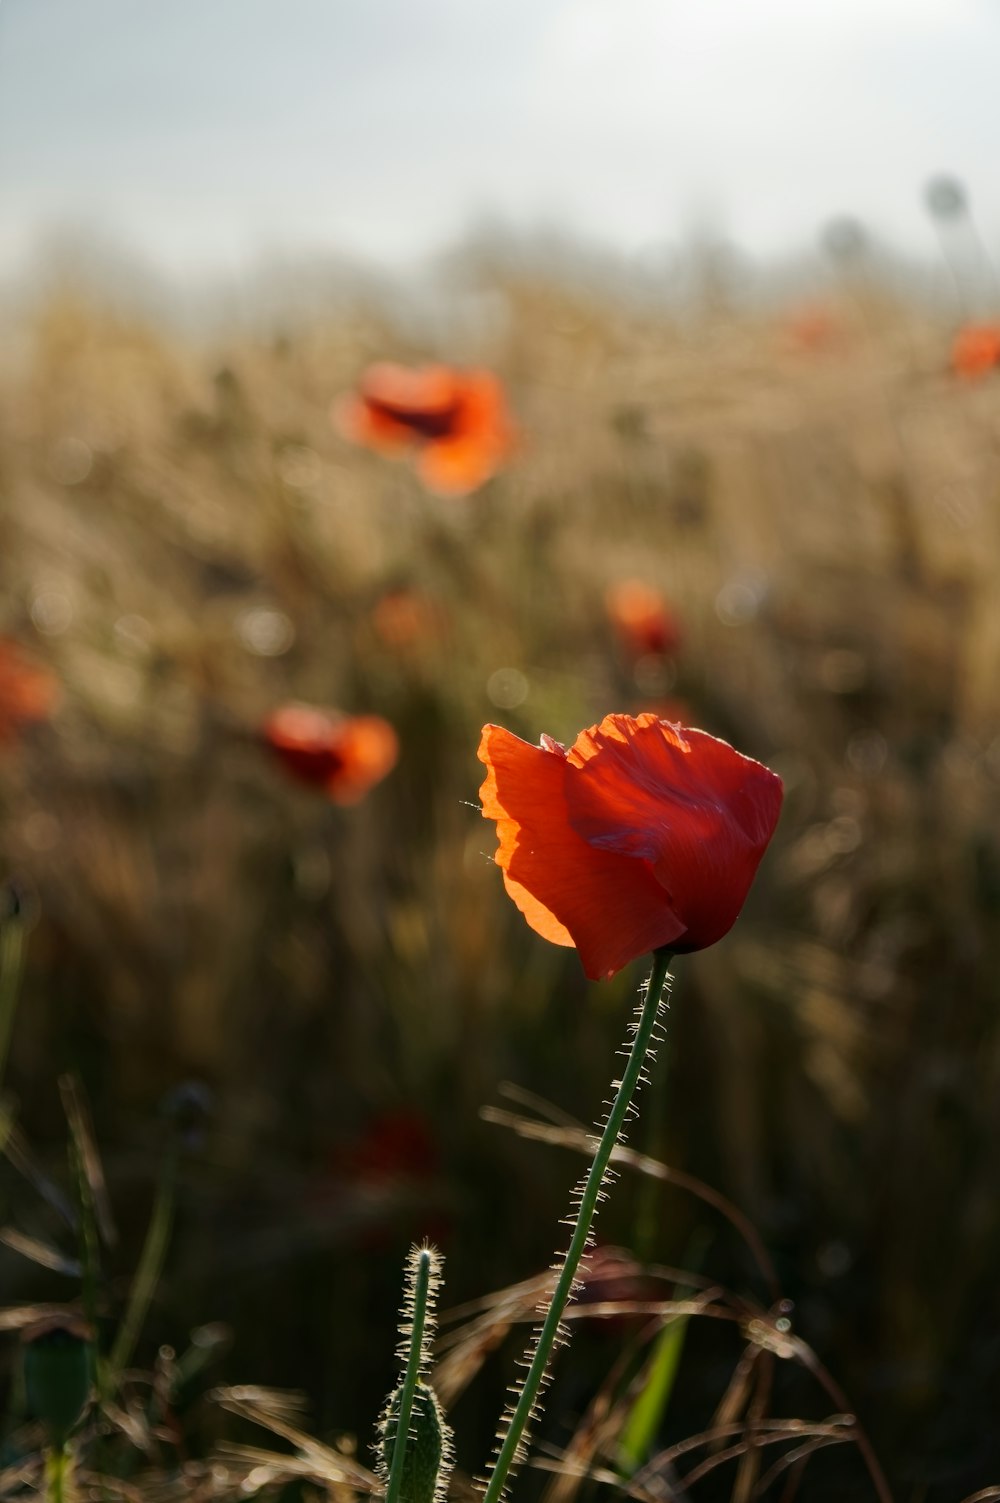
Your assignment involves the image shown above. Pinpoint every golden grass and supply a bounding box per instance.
[1,267,1000,1490]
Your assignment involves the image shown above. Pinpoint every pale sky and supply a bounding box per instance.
[1,0,998,278]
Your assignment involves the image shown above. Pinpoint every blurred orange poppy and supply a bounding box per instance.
[479,712,782,981]
[950,324,1000,379]
[335,362,514,496]
[0,639,60,743]
[783,305,843,353]
[372,587,448,653]
[605,580,681,659]
[263,704,398,804]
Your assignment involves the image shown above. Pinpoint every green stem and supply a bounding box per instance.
[385,1246,432,1503]
[66,1128,101,1373]
[482,948,674,1503]
[44,1445,68,1503]
[106,1143,177,1394]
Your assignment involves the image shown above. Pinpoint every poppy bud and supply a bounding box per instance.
[380,1380,452,1503]
[822,216,866,263]
[925,174,967,221]
[22,1316,95,1448]
[160,1079,215,1153]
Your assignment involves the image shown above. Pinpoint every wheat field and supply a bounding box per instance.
[1,257,999,1498]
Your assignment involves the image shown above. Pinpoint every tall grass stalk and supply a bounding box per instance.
[0,904,26,1095]
[481,947,674,1503]
[106,1142,178,1393]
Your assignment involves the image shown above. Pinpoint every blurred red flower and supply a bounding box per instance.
[478,712,782,981]
[372,587,448,654]
[321,1108,448,1249]
[783,305,843,353]
[263,704,398,804]
[344,1108,438,1183]
[334,362,514,496]
[950,324,1000,379]
[605,580,681,659]
[0,639,60,743]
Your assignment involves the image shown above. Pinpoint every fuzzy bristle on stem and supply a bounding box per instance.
[480,949,674,1503]
[382,1244,447,1503]
[396,1243,442,1378]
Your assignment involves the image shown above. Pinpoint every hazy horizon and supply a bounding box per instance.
[2,0,999,287]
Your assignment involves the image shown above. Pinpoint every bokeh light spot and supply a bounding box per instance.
[487,667,529,709]
[236,608,295,657]
[47,437,93,487]
[30,590,73,636]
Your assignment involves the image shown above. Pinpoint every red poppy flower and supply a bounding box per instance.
[316,1109,449,1249]
[605,580,681,659]
[478,713,782,981]
[372,587,448,654]
[0,639,60,743]
[950,323,1000,379]
[263,704,398,804]
[334,362,514,496]
[782,305,843,353]
[345,1109,438,1183]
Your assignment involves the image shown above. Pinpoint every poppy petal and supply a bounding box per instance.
[478,724,686,979]
[333,393,417,451]
[417,436,503,496]
[360,362,460,416]
[264,705,397,804]
[329,716,399,805]
[565,714,782,950]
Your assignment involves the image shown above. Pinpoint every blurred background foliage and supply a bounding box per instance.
[1,246,1000,1499]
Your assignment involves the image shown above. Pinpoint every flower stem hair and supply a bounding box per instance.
[380,1243,454,1503]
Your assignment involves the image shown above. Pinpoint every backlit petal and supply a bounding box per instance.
[566,714,782,950]
[418,436,504,496]
[478,724,685,979]
[329,716,399,805]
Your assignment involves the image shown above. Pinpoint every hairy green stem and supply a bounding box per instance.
[385,1246,432,1503]
[482,948,674,1503]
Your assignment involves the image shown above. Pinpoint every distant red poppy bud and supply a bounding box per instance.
[0,639,60,743]
[605,580,681,659]
[346,1109,438,1184]
[478,713,782,981]
[372,588,448,653]
[950,324,1000,379]
[334,362,514,496]
[263,704,398,804]
[782,305,843,354]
